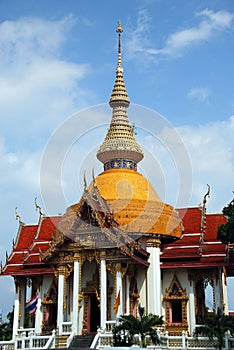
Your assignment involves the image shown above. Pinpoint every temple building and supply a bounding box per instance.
[1,23,234,344]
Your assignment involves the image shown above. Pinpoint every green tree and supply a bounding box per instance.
[217,198,234,246]
[112,304,163,347]
[0,308,13,341]
[194,308,234,350]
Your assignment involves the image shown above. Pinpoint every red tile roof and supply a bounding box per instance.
[1,207,234,277]
[161,207,234,274]
[1,216,61,276]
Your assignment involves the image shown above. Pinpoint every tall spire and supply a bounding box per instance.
[96,22,144,171]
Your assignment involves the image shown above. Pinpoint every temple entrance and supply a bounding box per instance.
[88,294,100,333]
[42,281,58,333]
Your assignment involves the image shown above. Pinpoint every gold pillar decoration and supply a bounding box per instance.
[106,261,127,299]
[18,277,25,320]
[55,265,73,311]
[73,253,84,312]
[32,276,43,291]
[146,235,161,248]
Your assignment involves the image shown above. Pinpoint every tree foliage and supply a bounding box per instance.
[217,198,234,245]
[0,308,13,341]
[112,304,164,347]
[194,308,234,350]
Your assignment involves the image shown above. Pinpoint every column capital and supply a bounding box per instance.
[100,250,106,260]
[74,253,80,262]
[55,265,73,280]
[116,262,122,272]
[147,235,161,248]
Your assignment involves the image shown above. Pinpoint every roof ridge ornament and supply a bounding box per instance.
[84,171,88,191]
[198,184,210,254]
[34,197,44,217]
[15,206,24,225]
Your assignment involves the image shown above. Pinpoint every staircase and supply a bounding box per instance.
[69,333,95,349]
[55,334,68,348]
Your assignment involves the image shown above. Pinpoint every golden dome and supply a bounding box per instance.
[92,168,182,239]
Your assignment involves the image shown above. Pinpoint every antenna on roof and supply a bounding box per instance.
[35,197,43,216]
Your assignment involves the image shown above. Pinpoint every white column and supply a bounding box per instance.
[188,279,196,334]
[100,256,107,328]
[214,271,222,312]
[147,245,161,316]
[222,270,229,314]
[57,269,64,334]
[116,264,123,318]
[13,279,20,339]
[72,259,80,334]
[126,275,130,315]
[19,283,26,328]
[35,291,42,334]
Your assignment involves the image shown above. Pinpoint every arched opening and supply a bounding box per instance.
[88,294,100,333]
[205,281,214,312]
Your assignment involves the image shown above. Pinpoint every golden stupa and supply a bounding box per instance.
[94,22,182,239]
[57,23,182,241]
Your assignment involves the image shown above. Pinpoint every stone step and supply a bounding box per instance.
[69,334,95,348]
[55,335,68,348]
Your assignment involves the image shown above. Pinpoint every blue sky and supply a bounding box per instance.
[0,0,234,319]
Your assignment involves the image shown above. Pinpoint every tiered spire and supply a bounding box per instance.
[96,22,144,171]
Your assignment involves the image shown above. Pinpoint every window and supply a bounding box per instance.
[171,300,182,323]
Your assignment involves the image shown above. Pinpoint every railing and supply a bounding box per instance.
[0,340,14,350]
[66,331,75,348]
[62,321,72,334]
[15,328,35,338]
[93,324,234,350]
[0,330,56,350]
[1,322,234,350]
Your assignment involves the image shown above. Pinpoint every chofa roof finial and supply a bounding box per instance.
[35,197,43,216]
[15,207,23,224]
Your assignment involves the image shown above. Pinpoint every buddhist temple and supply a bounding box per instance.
[1,23,234,348]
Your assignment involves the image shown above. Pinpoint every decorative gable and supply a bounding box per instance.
[163,275,189,335]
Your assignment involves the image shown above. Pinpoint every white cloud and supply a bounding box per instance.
[126,8,234,61]
[0,16,94,150]
[187,87,210,103]
[161,9,234,56]
[177,116,234,211]
[0,15,74,66]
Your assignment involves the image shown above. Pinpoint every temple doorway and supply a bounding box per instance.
[88,294,100,333]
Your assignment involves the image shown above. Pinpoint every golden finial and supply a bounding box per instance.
[116,21,123,67]
[116,21,123,34]
[96,21,144,168]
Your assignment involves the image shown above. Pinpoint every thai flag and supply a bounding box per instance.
[26,293,38,316]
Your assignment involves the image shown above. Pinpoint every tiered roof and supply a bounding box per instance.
[1,216,61,276]
[161,207,234,274]
[1,205,234,277]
